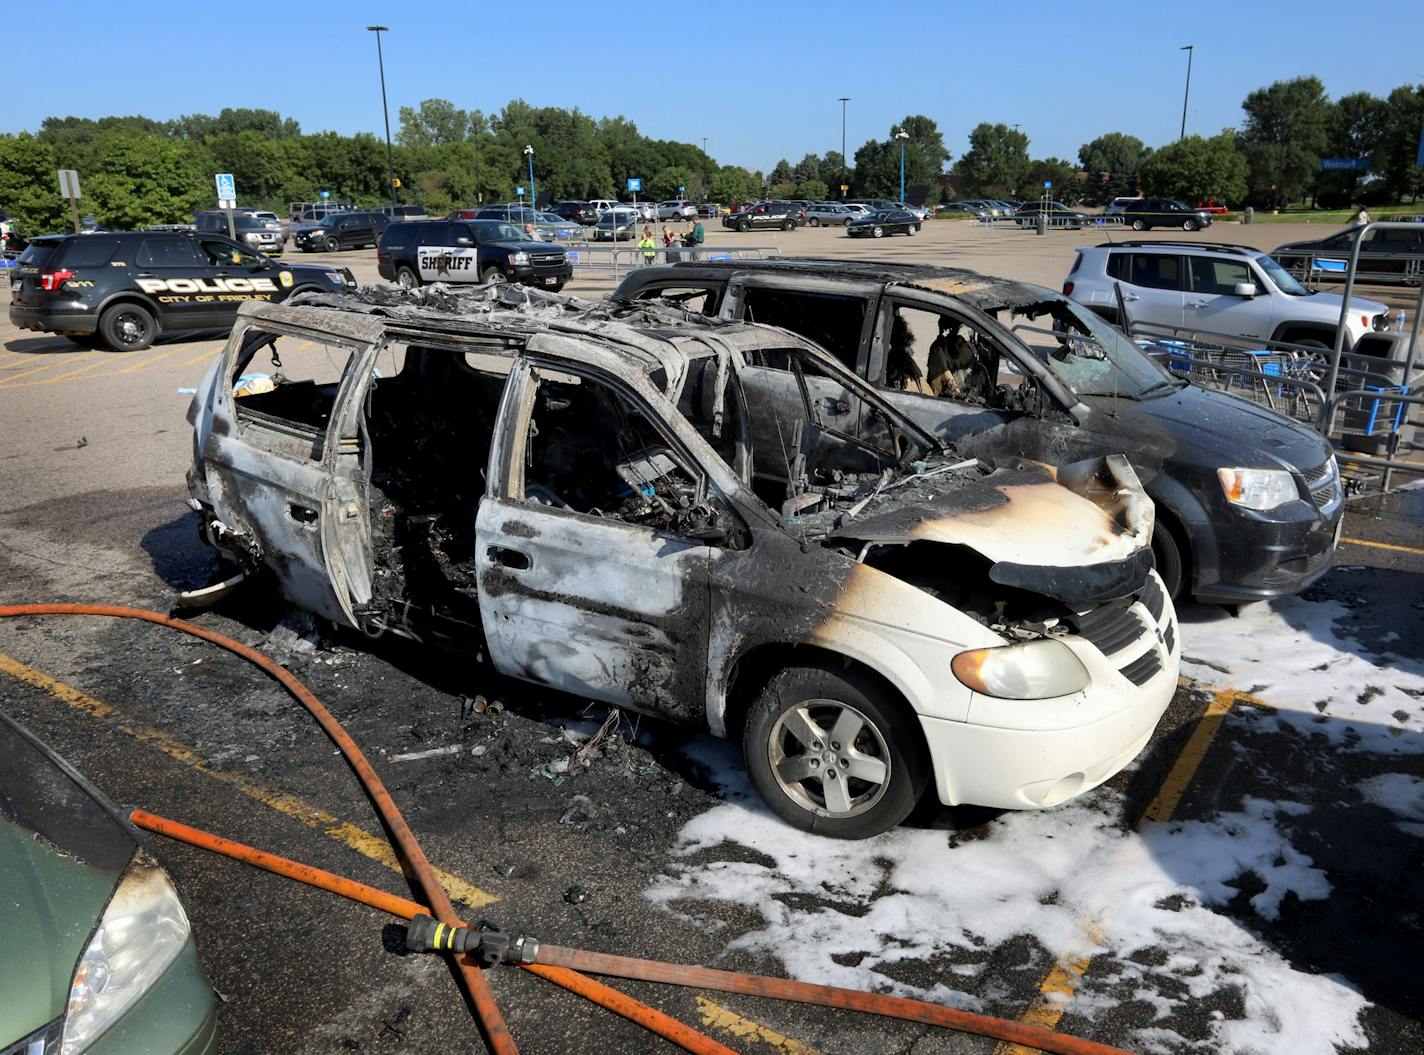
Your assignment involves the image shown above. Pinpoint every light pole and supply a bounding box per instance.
[523,145,535,215]
[838,97,850,197]
[367,26,397,209]
[1179,45,1194,141]
[895,129,909,205]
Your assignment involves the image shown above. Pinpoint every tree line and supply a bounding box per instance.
[1,77,1420,236]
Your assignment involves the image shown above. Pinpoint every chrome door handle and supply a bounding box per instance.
[1188,300,1208,308]
[487,545,531,570]
[1122,292,1140,301]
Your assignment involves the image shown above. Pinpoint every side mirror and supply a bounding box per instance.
[1233,282,1258,298]
[456,237,474,246]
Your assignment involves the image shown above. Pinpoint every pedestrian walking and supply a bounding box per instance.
[638,226,657,266]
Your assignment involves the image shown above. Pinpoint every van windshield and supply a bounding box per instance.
[1006,298,1180,399]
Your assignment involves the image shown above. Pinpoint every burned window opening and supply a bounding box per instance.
[364,345,509,632]
[1002,299,1178,400]
[230,328,356,443]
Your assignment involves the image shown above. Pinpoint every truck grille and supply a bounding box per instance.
[531,253,565,267]
[3,1018,61,1055]
[1301,459,1341,511]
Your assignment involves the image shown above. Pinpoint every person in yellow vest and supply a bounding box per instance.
[638,226,657,266]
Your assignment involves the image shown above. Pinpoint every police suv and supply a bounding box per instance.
[377,219,572,291]
[9,230,355,351]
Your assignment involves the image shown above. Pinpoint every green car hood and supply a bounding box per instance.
[0,718,134,1046]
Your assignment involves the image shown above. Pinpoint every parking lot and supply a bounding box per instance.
[3,219,1422,1055]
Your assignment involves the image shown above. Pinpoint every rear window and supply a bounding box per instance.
[56,237,122,268]
[17,241,59,268]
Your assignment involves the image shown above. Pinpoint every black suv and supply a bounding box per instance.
[723,200,802,232]
[295,211,390,252]
[9,231,355,351]
[1273,221,1424,286]
[1121,198,1212,232]
[550,201,596,224]
[377,219,572,290]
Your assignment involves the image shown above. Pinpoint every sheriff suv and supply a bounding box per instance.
[377,219,571,290]
[1065,240,1390,350]
[8,230,355,351]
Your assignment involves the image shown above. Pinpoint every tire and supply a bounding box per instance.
[907,224,919,236]
[743,663,928,838]
[1151,518,1185,601]
[1131,219,1147,231]
[481,266,507,284]
[738,219,751,233]
[843,218,852,227]
[323,237,340,253]
[1183,219,1199,232]
[809,217,820,227]
[98,303,155,352]
[395,266,420,290]
[781,219,795,231]
[872,226,884,238]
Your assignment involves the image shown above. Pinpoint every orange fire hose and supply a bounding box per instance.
[4,602,1133,1055]
[130,810,736,1055]
[0,603,515,1055]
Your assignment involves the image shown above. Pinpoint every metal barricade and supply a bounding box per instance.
[1324,391,1424,489]
[564,244,782,283]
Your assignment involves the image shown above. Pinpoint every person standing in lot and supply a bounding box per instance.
[523,221,543,240]
[1351,207,1371,227]
[638,226,657,266]
[662,224,680,263]
[683,218,705,258]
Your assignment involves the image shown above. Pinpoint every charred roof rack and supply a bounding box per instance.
[1093,241,1259,256]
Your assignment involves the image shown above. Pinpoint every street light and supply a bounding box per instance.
[1179,45,1194,141]
[523,145,535,215]
[838,97,850,198]
[366,26,397,210]
[894,129,909,206]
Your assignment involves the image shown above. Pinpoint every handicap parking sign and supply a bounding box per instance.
[627,178,642,193]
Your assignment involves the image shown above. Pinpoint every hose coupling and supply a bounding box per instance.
[405,915,539,967]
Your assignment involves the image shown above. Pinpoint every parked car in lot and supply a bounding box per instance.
[382,204,431,221]
[1272,222,1424,287]
[657,200,698,220]
[1065,240,1391,350]
[185,290,1177,837]
[592,208,640,241]
[723,200,802,232]
[0,711,217,1055]
[803,202,855,227]
[697,203,722,217]
[1014,201,1088,229]
[194,211,284,255]
[1120,198,1213,232]
[9,230,354,351]
[847,209,920,238]
[531,211,583,241]
[613,258,1347,603]
[1105,196,1143,216]
[377,218,571,289]
[236,209,287,241]
[294,210,389,252]
[551,200,598,224]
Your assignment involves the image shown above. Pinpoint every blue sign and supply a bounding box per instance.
[678,185,685,194]
[1319,158,1371,172]
[215,172,236,201]
[320,190,330,200]
[516,186,525,195]
[627,177,642,193]
[1043,180,1052,189]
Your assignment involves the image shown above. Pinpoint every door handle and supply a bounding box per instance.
[487,545,531,570]
[288,504,318,524]
[1122,292,1140,301]
[1188,300,1209,308]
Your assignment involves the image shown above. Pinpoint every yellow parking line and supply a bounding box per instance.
[183,348,222,366]
[0,352,96,387]
[1340,535,1424,558]
[112,343,198,375]
[995,683,1252,1054]
[0,651,498,910]
[6,356,116,388]
[696,996,823,1055]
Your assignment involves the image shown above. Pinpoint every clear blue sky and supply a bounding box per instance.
[9,0,1423,171]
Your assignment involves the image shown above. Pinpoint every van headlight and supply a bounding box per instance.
[61,854,191,1055]
[1217,467,1298,511]
[951,639,1089,700]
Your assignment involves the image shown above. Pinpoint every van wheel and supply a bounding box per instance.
[99,304,155,352]
[396,266,420,289]
[743,663,928,839]
[1131,219,1147,231]
[1151,519,1185,600]
[482,266,507,284]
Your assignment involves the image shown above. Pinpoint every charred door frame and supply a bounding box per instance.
[719,272,882,378]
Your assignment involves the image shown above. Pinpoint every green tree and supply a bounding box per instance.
[853,116,951,200]
[1078,132,1150,204]
[797,179,829,200]
[86,133,209,227]
[0,134,65,234]
[1022,158,1083,203]
[1139,131,1248,205]
[1241,76,1330,207]
[708,165,759,205]
[955,122,1029,198]
[1377,82,1424,201]
[768,159,794,187]
[397,98,470,148]
[821,150,850,194]
[768,182,798,199]
[792,154,821,185]
[651,165,698,200]
[1316,91,1389,204]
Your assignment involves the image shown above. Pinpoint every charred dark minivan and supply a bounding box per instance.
[612,259,1344,603]
[185,290,1178,838]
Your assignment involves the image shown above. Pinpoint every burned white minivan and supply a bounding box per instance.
[185,288,1180,837]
